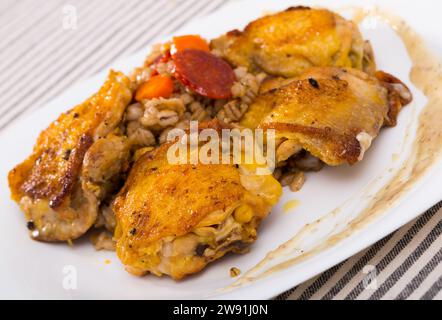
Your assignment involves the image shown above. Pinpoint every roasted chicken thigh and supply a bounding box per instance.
[113,122,282,279]
[241,67,412,166]
[8,71,132,241]
[211,7,375,77]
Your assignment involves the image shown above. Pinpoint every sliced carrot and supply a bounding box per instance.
[135,75,174,101]
[171,35,210,55]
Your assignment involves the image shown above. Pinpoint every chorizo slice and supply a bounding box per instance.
[172,49,236,99]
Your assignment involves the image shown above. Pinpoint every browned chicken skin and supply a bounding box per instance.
[113,121,282,279]
[211,7,375,77]
[8,71,132,241]
[241,67,412,166]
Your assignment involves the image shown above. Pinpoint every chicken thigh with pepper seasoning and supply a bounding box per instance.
[211,6,376,78]
[8,71,132,241]
[112,121,282,279]
[241,67,412,166]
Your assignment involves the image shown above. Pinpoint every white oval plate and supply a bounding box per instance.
[1,0,442,299]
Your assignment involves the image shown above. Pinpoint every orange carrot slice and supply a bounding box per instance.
[135,75,174,101]
[171,35,210,55]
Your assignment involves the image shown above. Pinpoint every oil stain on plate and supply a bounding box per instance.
[283,199,300,214]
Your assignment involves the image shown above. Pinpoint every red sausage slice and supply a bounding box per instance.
[172,49,236,99]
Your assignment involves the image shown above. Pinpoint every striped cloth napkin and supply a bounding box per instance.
[1,0,440,300]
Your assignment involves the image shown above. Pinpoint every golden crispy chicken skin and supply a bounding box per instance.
[241,67,412,166]
[211,7,375,77]
[8,71,132,241]
[113,123,282,279]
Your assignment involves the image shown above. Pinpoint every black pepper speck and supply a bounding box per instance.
[308,78,320,89]
[26,220,35,230]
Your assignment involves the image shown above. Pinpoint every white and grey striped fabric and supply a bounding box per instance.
[276,202,442,300]
[1,0,441,300]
